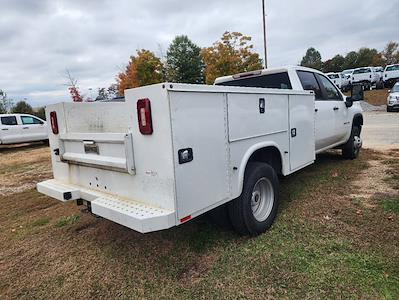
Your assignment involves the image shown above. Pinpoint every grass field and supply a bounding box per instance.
[0,145,398,299]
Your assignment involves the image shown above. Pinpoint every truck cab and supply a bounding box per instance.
[0,114,48,145]
[214,66,363,154]
[384,64,399,88]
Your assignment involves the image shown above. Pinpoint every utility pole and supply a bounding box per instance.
[262,0,268,69]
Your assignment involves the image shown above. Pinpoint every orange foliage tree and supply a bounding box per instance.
[117,49,164,95]
[201,32,263,84]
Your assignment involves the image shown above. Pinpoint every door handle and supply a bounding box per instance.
[333,107,339,111]
[1,128,9,131]
[23,127,29,129]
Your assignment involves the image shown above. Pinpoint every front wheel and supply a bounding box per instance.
[228,162,279,236]
[342,125,362,159]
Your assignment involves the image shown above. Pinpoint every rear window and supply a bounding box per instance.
[386,65,399,72]
[1,116,18,126]
[216,72,292,89]
[353,68,371,74]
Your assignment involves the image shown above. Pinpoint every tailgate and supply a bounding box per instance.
[57,102,136,174]
[59,132,135,174]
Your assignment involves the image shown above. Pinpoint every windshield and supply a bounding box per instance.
[386,65,399,72]
[392,85,399,93]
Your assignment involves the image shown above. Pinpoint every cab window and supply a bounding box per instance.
[216,72,292,89]
[316,74,342,100]
[1,116,18,126]
[297,71,323,100]
[21,116,43,125]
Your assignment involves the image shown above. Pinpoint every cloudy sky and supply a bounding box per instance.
[1,0,398,107]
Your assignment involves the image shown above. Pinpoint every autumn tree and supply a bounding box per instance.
[357,47,383,67]
[65,70,83,102]
[117,49,164,95]
[166,35,204,84]
[201,31,263,84]
[382,41,399,65]
[12,100,34,114]
[300,47,323,70]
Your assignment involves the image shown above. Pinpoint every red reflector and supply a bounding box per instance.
[137,98,153,135]
[180,215,192,223]
[50,111,59,135]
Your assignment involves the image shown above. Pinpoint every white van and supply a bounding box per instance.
[0,114,48,145]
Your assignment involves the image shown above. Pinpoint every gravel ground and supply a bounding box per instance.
[359,101,386,112]
[362,111,399,149]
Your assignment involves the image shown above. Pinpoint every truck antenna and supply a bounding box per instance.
[262,0,268,69]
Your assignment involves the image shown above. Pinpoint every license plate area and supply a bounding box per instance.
[84,141,99,154]
[59,132,135,174]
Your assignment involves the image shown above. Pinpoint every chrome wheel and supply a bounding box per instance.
[251,177,274,222]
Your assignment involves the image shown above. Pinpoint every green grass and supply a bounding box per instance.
[380,196,399,214]
[31,218,50,227]
[55,215,80,227]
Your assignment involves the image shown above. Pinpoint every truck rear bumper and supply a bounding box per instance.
[37,179,176,233]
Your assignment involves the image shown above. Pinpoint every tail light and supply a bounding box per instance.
[137,98,153,135]
[50,111,59,135]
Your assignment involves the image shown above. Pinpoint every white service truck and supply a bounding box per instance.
[37,66,364,236]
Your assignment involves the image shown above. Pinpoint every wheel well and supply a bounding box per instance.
[353,114,363,133]
[247,147,282,175]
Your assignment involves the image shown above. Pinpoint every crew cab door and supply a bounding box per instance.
[20,115,47,142]
[297,71,337,151]
[315,74,349,144]
[0,116,22,144]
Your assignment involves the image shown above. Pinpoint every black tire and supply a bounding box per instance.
[342,125,361,159]
[228,162,279,236]
[387,107,392,113]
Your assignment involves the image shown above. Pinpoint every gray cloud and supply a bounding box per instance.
[0,0,398,107]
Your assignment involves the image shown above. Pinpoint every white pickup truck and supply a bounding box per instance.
[326,72,350,91]
[351,67,380,90]
[383,64,399,87]
[37,66,364,236]
[0,114,48,145]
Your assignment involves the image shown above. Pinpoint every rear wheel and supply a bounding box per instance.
[387,106,393,112]
[342,125,362,159]
[228,162,279,236]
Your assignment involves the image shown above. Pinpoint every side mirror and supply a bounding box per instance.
[350,84,364,101]
[345,97,353,108]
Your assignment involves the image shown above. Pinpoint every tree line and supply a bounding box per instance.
[115,31,263,97]
[0,90,46,119]
[300,41,399,73]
